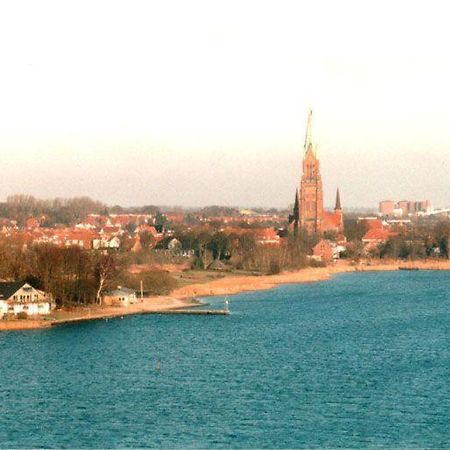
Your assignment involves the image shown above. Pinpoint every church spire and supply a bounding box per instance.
[304,109,314,156]
[293,189,299,219]
[293,189,299,237]
[335,188,342,211]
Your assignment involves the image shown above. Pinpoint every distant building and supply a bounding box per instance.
[312,239,344,263]
[293,110,344,236]
[92,236,121,250]
[0,282,52,318]
[379,199,431,217]
[313,240,334,263]
[379,200,395,216]
[254,228,281,246]
[361,228,398,254]
[357,217,384,230]
[103,287,137,307]
[397,200,408,216]
[416,200,431,213]
[323,189,344,234]
[165,213,185,224]
[25,217,44,230]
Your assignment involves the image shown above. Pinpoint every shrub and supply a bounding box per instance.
[268,260,281,275]
[16,311,28,320]
[142,271,178,295]
[118,271,179,296]
[191,257,204,270]
[309,259,326,268]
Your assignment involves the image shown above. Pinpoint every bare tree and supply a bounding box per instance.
[94,253,117,305]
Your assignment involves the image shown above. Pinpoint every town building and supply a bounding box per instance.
[379,200,396,216]
[92,236,121,250]
[292,110,344,235]
[0,282,52,318]
[312,239,345,263]
[361,227,398,254]
[254,228,281,246]
[103,287,138,307]
[379,199,431,217]
[312,239,334,263]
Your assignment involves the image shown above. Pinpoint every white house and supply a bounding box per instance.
[103,287,137,307]
[0,282,52,318]
[92,236,121,250]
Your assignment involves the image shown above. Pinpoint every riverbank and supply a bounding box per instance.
[1,259,450,331]
[171,259,450,299]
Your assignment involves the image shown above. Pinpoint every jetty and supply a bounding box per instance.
[50,308,229,327]
[144,309,229,315]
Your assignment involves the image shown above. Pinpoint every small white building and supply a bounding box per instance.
[103,287,137,307]
[92,236,121,250]
[0,282,52,318]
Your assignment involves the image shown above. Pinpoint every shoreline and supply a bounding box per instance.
[2,259,450,331]
[0,296,203,332]
[170,259,450,299]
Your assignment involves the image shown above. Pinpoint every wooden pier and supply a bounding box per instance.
[147,309,229,315]
[50,308,229,327]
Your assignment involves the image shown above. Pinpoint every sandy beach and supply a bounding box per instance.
[171,259,450,298]
[1,259,450,331]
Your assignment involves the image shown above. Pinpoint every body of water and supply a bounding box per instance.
[1,271,449,448]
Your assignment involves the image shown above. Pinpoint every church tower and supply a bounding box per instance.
[299,110,324,234]
[334,187,344,233]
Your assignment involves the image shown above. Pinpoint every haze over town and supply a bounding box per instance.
[1,0,449,208]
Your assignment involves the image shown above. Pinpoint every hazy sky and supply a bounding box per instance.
[1,0,449,208]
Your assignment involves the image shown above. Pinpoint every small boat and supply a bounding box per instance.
[399,266,419,271]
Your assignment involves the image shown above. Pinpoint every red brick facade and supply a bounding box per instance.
[313,239,334,263]
[298,111,343,235]
[299,142,324,233]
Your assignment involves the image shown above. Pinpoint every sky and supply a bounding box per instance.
[0,0,449,209]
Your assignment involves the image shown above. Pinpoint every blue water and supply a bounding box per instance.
[1,271,450,448]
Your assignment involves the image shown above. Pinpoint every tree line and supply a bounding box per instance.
[151,227,314,273]
[342,218,450,260]
[0,235,124,305]
[0,195,107,226]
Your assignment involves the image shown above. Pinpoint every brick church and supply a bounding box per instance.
[291,111,344,236]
